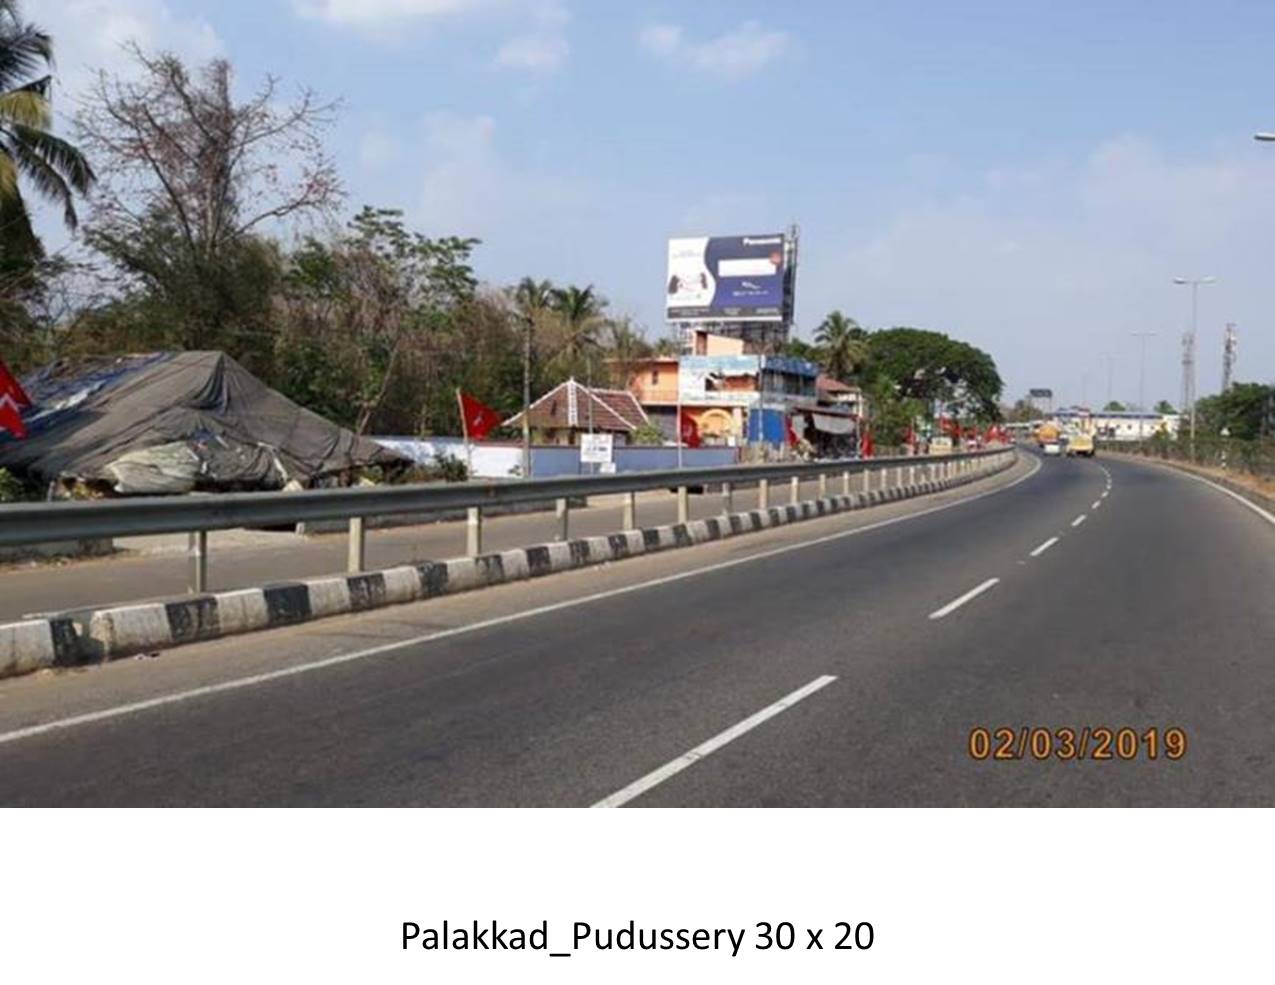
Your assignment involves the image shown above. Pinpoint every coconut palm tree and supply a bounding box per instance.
[814,310,869,381]
[0,0,94,242]
[549,283,607,367]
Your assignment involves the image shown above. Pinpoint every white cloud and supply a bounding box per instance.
[494,34,569,72]
[638,24,682,57]
[639,20,791,81]
[42,0,223,107]
[292,0,487,26]
[805,136,1275,405]
[413,111,590,243]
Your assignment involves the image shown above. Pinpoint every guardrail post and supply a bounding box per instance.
[623,491,637,530]
[908,465,916,486]
[895,466,903,487]
[880,468,888,491]
[790,475,800,505]
[818,473,828,498]
[347,516,365,573]
[556,497,569,541]
[187,530,208,594]
[466,506,482,557]
[842,469,851,496]
[758,478,769,509]
[721,481,733,514]
[862,469,871,492]
[677,485,690,524]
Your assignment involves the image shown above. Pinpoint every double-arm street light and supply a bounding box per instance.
[1256,132,1275,142]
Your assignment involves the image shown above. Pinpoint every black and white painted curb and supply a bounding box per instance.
[0,453,1016,679]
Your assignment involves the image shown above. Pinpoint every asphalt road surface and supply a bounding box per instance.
[2,449,1273,806]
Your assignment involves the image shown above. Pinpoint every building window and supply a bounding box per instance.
[651,369,660,385]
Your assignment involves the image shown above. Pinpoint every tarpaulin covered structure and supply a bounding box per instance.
[0,351,406,495]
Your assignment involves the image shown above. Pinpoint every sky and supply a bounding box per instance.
[30,0,1275,409]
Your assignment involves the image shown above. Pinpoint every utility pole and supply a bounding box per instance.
[1131,332,1156,441]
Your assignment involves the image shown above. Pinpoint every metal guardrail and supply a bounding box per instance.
[0,447,1012,592]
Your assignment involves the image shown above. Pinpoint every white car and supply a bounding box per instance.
[1043,441,1062,456]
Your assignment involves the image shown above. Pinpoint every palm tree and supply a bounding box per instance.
[0,0,94,242]
[814,310,869,381]
[549,283,607,367]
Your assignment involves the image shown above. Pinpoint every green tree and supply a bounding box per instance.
[1154,399,1176,414]
[277,207,479,434]
[864,327,1004,420]
[780,337,820,362]
[1194,383,1274,440]
[813,310,869,381]
[1103,400,1126,412]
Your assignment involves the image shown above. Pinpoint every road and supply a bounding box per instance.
[2,449,1273,806]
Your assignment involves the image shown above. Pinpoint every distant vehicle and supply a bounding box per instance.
[1066,432,1095,457]
[929,436,954,455]
[1034,422,1060,448]
[1043,441,1062,456]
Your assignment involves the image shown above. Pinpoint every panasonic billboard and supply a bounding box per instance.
[665,234,791,323]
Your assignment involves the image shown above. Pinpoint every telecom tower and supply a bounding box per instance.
[1221,323,1237,392]
[1180,330,1196,421]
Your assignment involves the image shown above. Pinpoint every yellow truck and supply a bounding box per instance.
[1065,432,1095,457]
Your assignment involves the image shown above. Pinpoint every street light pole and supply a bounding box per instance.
[1131,332,1156,442]
[1172,275,1216,450]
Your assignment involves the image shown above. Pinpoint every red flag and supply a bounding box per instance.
[679,408,701,448]
[458,392,503,441]
[0,395,26,440]
[0,359,29,439]
[785,415,801,447]
[860,425,875,458]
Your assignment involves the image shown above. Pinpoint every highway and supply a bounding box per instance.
[1,449,1273,806]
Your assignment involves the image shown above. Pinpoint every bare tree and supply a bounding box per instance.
[72,47,342,348]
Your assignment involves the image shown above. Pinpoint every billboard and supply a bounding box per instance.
[666,234,791,323]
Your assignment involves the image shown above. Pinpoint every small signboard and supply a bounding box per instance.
[580,433,614,464]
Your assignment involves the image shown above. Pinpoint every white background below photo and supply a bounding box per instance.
[3,810,1266,983]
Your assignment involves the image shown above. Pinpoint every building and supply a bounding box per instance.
[502,378,650,446]
[816,375,865,417]
[622,330,820,448]
[1054,407,1181,441]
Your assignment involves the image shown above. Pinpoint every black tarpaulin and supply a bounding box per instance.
[0,351,405,494]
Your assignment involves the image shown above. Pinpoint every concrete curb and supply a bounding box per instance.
[0,453,1016,677]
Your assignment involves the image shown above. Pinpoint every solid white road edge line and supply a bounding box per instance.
[0,456,1041,748]
[1092,500,1101,509]
[1029,537,1059,558]
[1071,515,1087,527]
[1175,470,1275,527]
[591,675,838,808]
[928,578,1001,620]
